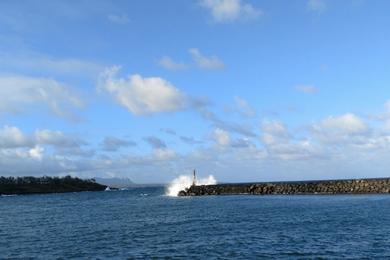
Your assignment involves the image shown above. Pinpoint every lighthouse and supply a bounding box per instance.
[192,170,197,186]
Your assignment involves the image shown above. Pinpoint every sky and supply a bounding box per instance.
[0,0,390,183]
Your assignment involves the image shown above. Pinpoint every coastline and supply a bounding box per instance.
[0,176,107,196]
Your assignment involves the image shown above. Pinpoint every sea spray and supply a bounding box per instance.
[166,175,217,196]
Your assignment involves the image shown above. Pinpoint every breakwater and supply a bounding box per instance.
[178,178,390,196]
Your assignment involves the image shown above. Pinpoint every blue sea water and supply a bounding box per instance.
[1,187,390,259]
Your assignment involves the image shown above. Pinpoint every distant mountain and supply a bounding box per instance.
[94,177,136,189]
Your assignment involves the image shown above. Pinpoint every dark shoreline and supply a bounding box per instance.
[0,176,107,196]
[178,177,390,196]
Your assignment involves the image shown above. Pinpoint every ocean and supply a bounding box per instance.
[1,187,390,259]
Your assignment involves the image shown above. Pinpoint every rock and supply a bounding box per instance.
[177,177,390,196]
[178,190,187,196]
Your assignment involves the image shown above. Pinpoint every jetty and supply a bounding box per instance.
[178,177,390,196]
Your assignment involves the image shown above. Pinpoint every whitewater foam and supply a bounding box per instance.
[165,174,217,197]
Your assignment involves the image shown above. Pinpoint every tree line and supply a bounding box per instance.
[0,175,107,195]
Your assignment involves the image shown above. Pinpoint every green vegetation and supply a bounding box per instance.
[0,176,107,195]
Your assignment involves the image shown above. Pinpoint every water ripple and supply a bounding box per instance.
[1,188,390,258]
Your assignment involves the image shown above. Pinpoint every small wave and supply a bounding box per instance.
[165,175,216,197]
[1,194,18,197]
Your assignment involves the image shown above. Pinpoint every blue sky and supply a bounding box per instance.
[0,0,390,183]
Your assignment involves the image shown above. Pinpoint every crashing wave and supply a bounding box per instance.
[165,174,216,197]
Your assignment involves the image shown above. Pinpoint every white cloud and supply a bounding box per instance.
[310,114,369,147]
[153,148,177,161]
[307,0,326,13]
[261,120,323,161]
[233,96,256,117]
[295,85,319,94]
[0,126,31,148]
[158,56,188,71]
[200,0,262,22]
[99,66,187,115]
[29,146,44,161]
[0,126,86,150]
[0,52,103,78]
[107,14,130,24]
[189,48,225,70]
[261,120,289,145]
[35,130,86,148]
[0,75,83,120]
[213,128,231,146]
[3,100,390,183]
[315,113,368,135]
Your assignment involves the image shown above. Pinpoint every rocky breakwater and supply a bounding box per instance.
[178,178,390,196]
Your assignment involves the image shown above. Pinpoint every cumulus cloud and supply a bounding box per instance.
[0,126,98,176]
[0,75,83,120]
[3,100,390,183]
[0,126,86,150]
[259,113,390,163]
[99,66,188,115]
[261,120,289,146]
[199,0,262,22]
[233,96,256,117]
[189,48,225,70]
[102,137,136,151]
[307,0,326,13]
[0,128,181,180]
[213,128,231,146]
[259,114,388,163]
[29,146,44,161]
[310,113,370,147]
[0,126,31,148]
[261,120,321,161]
[153,148,177,161]
[158,56,188,71]
[314,113,368,135]
[144,136,167,149]
[35,130,87,148]
[295,85,319,94]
